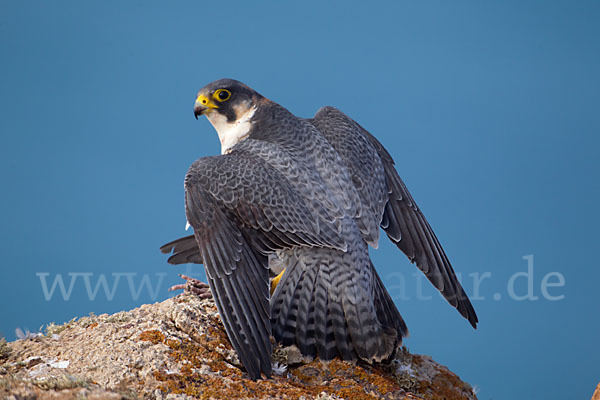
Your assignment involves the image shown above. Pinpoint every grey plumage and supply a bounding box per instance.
[270,227,401,363]
[161,78,477,379]
[308,106,478,327]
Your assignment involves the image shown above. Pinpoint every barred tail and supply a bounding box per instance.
[271,249,405,362]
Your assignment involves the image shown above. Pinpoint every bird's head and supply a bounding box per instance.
[194,79,262,121]
[193,79,264,154]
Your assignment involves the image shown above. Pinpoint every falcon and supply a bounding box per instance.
[161,79,477,380]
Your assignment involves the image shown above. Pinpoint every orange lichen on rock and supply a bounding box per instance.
[293,359,401,400]
[154,335,406,400]
[138,329,166,345]
[2,293,475,400]
[143,297,474,399]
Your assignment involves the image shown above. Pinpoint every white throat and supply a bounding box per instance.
[206,106,256,154]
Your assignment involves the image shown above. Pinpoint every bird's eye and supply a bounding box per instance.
[213,89,231,102]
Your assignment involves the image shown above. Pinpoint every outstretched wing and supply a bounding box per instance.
[183,149,349,379]
[308,108,386,247]
[310,106,478,328]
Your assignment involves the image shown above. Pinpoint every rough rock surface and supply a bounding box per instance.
[1,293,477,400]
[592,383,600,400]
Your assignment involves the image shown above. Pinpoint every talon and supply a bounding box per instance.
[179,274,210,288]
[169,284,187,292]
[170,274,212,299]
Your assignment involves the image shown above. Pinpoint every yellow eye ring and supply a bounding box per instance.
[213,89,231,102]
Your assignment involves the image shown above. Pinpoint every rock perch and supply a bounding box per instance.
[1,293,476,399]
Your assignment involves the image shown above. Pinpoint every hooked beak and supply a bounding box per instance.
[194,94,218,119]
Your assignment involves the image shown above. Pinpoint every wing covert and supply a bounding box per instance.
[309,107,386,247]
[185,152,347,253]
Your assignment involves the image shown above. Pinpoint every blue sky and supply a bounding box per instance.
[1,1,598,399]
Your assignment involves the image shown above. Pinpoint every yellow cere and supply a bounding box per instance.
[195,94,219,109]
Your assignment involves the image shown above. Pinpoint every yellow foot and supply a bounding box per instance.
[270,269,285,295]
